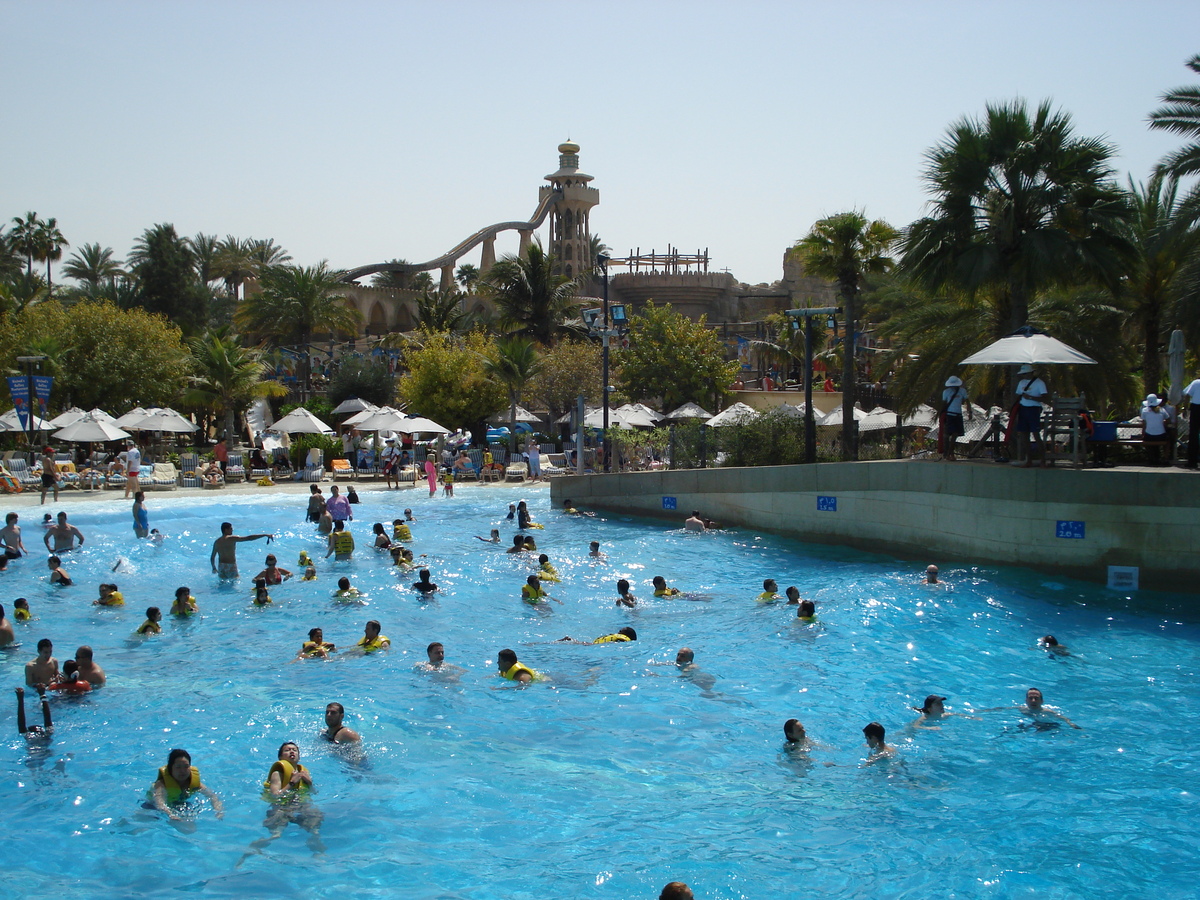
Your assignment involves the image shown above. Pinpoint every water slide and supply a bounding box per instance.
[340,187,561,284]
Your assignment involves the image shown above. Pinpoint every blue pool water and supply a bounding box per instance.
[2,485,1198,898]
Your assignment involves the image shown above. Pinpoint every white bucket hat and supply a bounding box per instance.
[945,376,963,388]
[1017,364,1035,375]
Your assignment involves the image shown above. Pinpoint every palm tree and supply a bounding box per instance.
[189,233,220,285]
[903,99,1132,334]
[10,211,42,277]
[62,243,124,287]
[416,288,474,332]
[484,336,542,442]
[35,218,68,290]
[0,228,23,282]
[212,236,256,303]
[791,211,898,459]
[184,327,287,443]
[1149,54,1200,183]
[0,272,50,315]
[1118,173,1200,395]
[236,262,363,397]
[483,241,581,345]
[455,263,479,292]
[248,238,292,270]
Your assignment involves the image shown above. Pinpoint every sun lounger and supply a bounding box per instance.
[226,452,247,483]
[178,454,201,488]
[505,460,528,482]
[541,453,567,477]
[302,448,324,482]
[149,462,179,490]
[331,458,355,480]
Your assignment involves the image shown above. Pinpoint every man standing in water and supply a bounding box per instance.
[43,512,85,553]
[1,512,26,559]
[210,522,274,579]
[321,702,361,743]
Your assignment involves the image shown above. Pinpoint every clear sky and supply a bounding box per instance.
[3,1,1199,287]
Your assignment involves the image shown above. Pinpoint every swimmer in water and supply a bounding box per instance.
[47,555,72,586]
[537,554,560,582]
[1039,635,1070,656]
[355,620,390,653]
[13,598,32,621]
[507,535,529,554]
[652,575,681,598]
[1020,688,1080,728]
[556,627,637,644]
[795,599,817,623]
[16,686,53,739]
[757,578,780,602]
[419,641,466,676]
[862,721,896,763]
[562,499,579,514]
[521,574,560,605]
[322,702,361,743]
[497,648,540,683]
[393,518,413,542]
[476,528,501,543]
[0,603,13,647]
[136,607,163,635]
[252,554,293,585]
[150,748,224,820]
[372,523,392,550]
[785,586,801,605]
[302,565,318,581]
[253,578,272,606]
[616,578,637,608]
[95,583,124,606]
[170,586,197,616]
[298,627,335,659]
[924,565,939,584]
[334,576,360,599]
[412,568,439,595]
[588,541,605,559]
[910,695,979,729]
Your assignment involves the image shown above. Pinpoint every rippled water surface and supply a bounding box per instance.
[2,485,1198,899]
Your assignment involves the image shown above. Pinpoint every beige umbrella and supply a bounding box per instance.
[52,414,132,443]
[705,403,758,427]
[270,408,334,434]
[0,408,53,432]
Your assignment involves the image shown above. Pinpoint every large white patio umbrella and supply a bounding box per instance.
[52,413,132,443]
[664,401,713,420]
[115,407,150,427]
[48,407,88,428]
[959,326,1097,366]
[332,397,376,415]
[269,408,335,434]
[511,404,541,423]
[705,402,758,427]
[126,408,198,433]
[818,405,868,426]
[581,408,634,430]
[351,407,409,432]
[610,404,659,428]
[342,404,383,427]
[774,402,808,418]
[397,415,451,435]
[0,408,53,432]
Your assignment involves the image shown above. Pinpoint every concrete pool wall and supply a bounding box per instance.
[550,461,1200,593]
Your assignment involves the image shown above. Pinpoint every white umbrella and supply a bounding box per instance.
[351,407,408,432]
[48,407,88,428]
[343,404,384,426]
[859,407,900,432]
[52,414,131,443]
[115,407,150,426]
[611,404,659,428]
[616,402,661,423]
[397,415,451,435]
[818,405,868,426]
[664,401,713,420]
[269,408,335,434]
[1168,329,1186,406]
[332,397,376,415]
[0,408,53,432]
[88,408,118,423]
[512,404,541,423]
[582,408,634,430]
[126,408,198,433]
[773,402,808,418]
[902,404,939,428]
[705,402,759,427]
[959,326,1097,366]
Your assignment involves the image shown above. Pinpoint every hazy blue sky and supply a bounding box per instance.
[4,1,1199,286]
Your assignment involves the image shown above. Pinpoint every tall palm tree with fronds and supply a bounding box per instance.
[10,211,42,277]
[236,262,362,397]
[455,263,479,292]
[1118,173,1200,394]
[184,327,287,442]
[189,233,220,285]
[791,211,898,459]
[903,99,1133,334]
[416,288,474,333]
[35,218,68,290]
[62,243,124,287]
[484,336,543,441]
[212,236,256,304]
[1149,54,1200,183]
[483,241,581,345]
[0,229,23,282]
[248,238,291,270]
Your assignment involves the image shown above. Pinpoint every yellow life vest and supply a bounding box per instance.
[297,553,313,567]
[137,619,161,635]
[564,507,578,514]
[393,523,412,542]
[301,573,317,581]
[521,584,547,604]
[264,760,310,794]
[14,608,31,620]
[103,591,125,606]
[501,662,539,681]
[171,596,197,616]
[654,587,681,598]
[158,765,201,803]
[593,633,631,644]
[333,531,354,556]
[538,565,560,582]
[757,592,779,603]
[357,634,389,653]
[302,641,334,656]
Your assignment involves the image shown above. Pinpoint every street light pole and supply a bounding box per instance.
[16,355,46,450]
[599,252,611,473]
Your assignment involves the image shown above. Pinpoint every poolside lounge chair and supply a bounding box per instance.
[505,459,528,482]
[8,458,40,489]
[271,448,294,478]
[397,465,417,484]
[149,462,179,490]
[179,453,201,488]
[226,451,247,483]
[301,448,324,482]
[541,453,567,477]
[331,458,355,480]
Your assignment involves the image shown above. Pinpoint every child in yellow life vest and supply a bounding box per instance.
[253,578,272,606]
[136,606,162,635]
[13,597,32,620]
[757,578,780,603]
[652,575,681,598]
[392,518,412,542]
[170,586,197,616]
[521,574,561,605]
[536,554,561,582]
[497,647,540,683]
[151,748,224,820]
[264,741,313,797]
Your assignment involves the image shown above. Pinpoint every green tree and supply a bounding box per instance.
[10,211,42,277]
[35,217,68,290]
[614,301,739,413]
[903,100,1132,334]
[236,262,362,397]
[128,223,209,334]
[0,228,23,282]
[183,327,286,441]
[529,338,604,425]
[791,211,898,459]
[371,259,418,289]
[455,263,479,292]
[248,238,291,269]
[212,236,256,303]
[484,336,543,439]
[483,241,581,344]
[327,355,394,408]
[1117,173,1200,394]
[415,288,474,332]
[0,272,50,315]
[397,330,506,432]
[1149,54,1200,183]
[0,300,189,411]
[62,243,124,287]
[189,233,221,285]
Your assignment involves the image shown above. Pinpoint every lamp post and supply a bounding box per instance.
[784,308,838,464]
[598,252,611,473]
[15,355,47,449]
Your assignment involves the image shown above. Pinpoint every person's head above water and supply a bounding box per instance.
[676,647,694,666]
[1040,635,1059,647]
[1026,688,1044,709]
[337,577,351,590]
[427,642,444,664]
[763,578,777,593]
[797,600,816,618]
[916,695,946,715]
[863,721,887,746]
[617,578,631,594]
[497,648,518,669]
[925,565,939,583]
[220,522,233,535]
[617,627,637,641]
[785,586,800,603]
[783,718,806,742]
[325,702,345,728]
[659,882,694,900]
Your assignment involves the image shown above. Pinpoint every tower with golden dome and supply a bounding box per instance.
[539,140,600,279]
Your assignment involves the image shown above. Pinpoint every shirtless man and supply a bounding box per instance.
[1020,687,1080,729]
[684,510,706,532]
[210,522,274,579]
[420,641,466,677]
[39,446,61,505]
[44,512,85,553]
[26,638,59,687]
[321,702,361,743]
[0,603,14,647]
[924,565,939,584]
[863,721,896,763]
[1,512,27,559]
[75,645,106,686]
